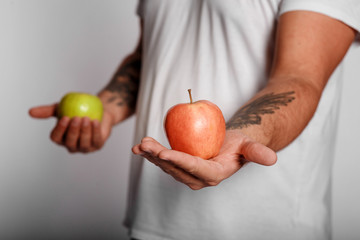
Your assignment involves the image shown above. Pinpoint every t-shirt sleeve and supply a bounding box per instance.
[136,0,145,18]
[279,0,360,40]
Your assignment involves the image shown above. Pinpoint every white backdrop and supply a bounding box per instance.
[0,1,359,239]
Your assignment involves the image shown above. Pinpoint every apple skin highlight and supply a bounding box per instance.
[164,90,226,160]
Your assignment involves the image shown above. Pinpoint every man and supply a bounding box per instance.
[30,0,360,239]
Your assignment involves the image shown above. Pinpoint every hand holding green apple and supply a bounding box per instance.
[29,92,112,153]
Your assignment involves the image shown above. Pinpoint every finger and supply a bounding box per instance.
[65,117,81,152]
[158,161,207,190]
[132,137,168,167]
[132,144,146,155]
[142,151,207,190]
[158,149,224,186]
[99,111,113,143]
[92,120,103,149]
[138,137,171,167]
[138,137,168,167]
[79,117,92,152]
[134,137,207,189]
[50,116,70,144]
[29,104,57,118]
[241,141,277,166]
[139,137,223,185]
[139,137,167,155]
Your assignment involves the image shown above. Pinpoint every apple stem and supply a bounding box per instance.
[188,89,193,104]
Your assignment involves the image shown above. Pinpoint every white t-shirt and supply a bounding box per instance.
[124,1,360,239]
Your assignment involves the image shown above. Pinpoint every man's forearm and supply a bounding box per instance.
[97,20,144,127]
[98,42,142,125]
[226,78,320,151]
[226,11,356,152]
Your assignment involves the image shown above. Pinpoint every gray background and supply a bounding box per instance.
[1,0,359,239]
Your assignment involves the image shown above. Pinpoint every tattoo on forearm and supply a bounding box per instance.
[226,91,295,130]
[104,51,142,110]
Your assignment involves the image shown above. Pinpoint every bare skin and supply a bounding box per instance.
[30,12,356,190]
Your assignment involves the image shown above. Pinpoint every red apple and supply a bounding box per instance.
[164,89,226,159]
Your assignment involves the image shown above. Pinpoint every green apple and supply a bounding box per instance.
[57,92,103,121]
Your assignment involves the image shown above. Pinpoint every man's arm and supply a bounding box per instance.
[98,21,143,125]
[227,11,356,151]
[132,11,356,190]
[29,20,143,153]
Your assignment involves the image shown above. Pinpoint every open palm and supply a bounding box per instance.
[132,130,277,190]
[29,103,113,153]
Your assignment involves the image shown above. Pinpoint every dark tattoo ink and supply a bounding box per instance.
[226,91,295,130]
[107,96,117,103]
[104,51,142,110]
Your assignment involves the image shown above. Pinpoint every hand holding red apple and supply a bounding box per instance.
[132,90,277,189]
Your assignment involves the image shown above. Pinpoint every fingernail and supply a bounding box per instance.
[160,156,169,161]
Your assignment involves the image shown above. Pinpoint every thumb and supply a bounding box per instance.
[29,103,57,119]
[241,140,277,166]
[99,111,114,141]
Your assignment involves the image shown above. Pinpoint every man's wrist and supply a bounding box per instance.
[98,91,134,125]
